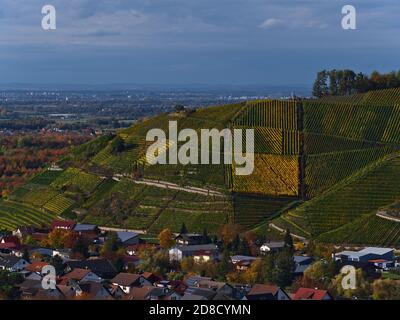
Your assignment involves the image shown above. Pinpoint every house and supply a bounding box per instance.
[73,224,99,238]
[65,258,118,279]
[58,282,113,300]
[51,220,76,231]
[260,241,285,254]
[126,244,156,256]
[52,249,72,261]
[183,287,216,300]
[141,272,161,285]
[77,282,114,300]
[120,255,140,270]
[334,247,394,268]
[13,226,35,238]
[116,231,140,246]
[26,261,50,275]
[29,247,56,258]
[111,273,151,294]
[126,285,169,300]
[196,279,236,299]
[0,254,29,272]
[0,236,21,250]
[61,268,103,284]
[193,249,217,263]
[175,233,204,246]
[293,256,314,275]
[169,244,218,261]
[292,288,333,300]
[185,275,213,287]
[244,284,290,300]
[231,255,259,270]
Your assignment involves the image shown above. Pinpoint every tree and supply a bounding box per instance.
[217,249,232,281]
[328,70,338,95]
[158,228,174,249]
[138,248,174,277]
[372,279,400,300]
[271,249,295,287]
[48,255,64,275]
[174,104,185,112]
[22,248,30,263]
[110,136,125,154]
[219,224,242,247]
[303,260,337,289]
[179,223,188,235]
[101,232,121,257]
[312,70,329,98]
[201,229,210,244]
[330,268,371,299]
[72,238,89,259]
[283,229,294,251]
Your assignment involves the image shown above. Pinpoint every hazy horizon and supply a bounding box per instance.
[1,0,399,85]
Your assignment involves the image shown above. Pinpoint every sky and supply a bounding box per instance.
[0,0,399,87]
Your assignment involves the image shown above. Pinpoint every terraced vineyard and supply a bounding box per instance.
[2,90,400,245]
[0,201,56,230]
[275,155,400,236]
[233,154,299,196]
[317,215,400,246]
[304,147,394,198]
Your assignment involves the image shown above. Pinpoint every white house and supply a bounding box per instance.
[169,244,218,262]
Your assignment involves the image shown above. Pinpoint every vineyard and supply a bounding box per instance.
[317,215,400,246]
[304,147,394,198]
[233,100,298,129]
[275,155,400,236]
[232,154,299,196]
[2,90,400,245]
[303,101,400,143]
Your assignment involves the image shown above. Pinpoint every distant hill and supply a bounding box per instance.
[2,88,400,245]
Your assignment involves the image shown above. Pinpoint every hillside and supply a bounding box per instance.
[2,88,400,244]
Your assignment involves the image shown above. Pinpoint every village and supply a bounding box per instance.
[0,220,399,300]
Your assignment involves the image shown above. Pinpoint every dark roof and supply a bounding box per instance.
[184,286,216,300]
[66,259,117,278]
[185,276,213,287]
[116,231,139,243]
[173,244,218,253]
[73,224,98,232]
[111,273,142,286]
[0,254,24,268]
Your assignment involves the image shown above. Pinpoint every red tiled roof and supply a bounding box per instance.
[26,262,49,273]
[63,268,91,281]
[248,284,279,296]
[293,287,330,300]
[0,236,21,249]
[111,273,142,286]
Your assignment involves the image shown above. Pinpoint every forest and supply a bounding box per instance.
[312,69,400,98]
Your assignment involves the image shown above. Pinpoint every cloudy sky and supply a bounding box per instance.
[0,0,399,86]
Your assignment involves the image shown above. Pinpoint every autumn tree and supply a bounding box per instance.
[330,268,371,299]
[372,279,400,300]
[158,228,174,249]
[219,223,242,247]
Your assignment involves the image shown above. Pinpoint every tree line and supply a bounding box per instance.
[312,69,400,98]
